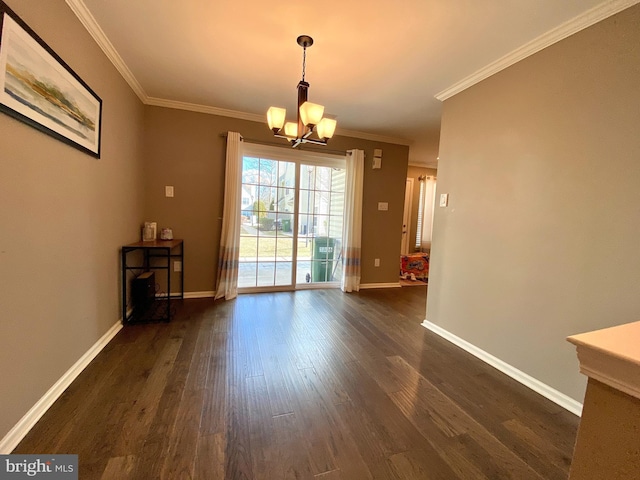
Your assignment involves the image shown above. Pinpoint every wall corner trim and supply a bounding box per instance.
[435,0,640,101]
[0,320,123,454]
[421,319,584,417]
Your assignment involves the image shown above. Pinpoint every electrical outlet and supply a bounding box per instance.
[374,258,380,267]
[174,260,182,272]
[165,185,174,197]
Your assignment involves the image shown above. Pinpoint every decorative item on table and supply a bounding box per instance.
[142,222,157,242]
[160,227,173,240]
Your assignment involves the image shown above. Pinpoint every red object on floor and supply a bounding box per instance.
[400,253,429,280]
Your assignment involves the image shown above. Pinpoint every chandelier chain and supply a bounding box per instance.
[301,46,306,82]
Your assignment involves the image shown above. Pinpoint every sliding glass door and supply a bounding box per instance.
[238,145,345,291]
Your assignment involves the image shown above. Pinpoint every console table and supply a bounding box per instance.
[121,239,184,324]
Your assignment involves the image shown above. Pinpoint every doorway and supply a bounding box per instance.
[238,144,346,292]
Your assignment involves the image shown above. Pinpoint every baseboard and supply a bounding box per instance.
[184,291,216,299]
[359,282,402,290]
[421,319,583,417]
[0,320,123,454]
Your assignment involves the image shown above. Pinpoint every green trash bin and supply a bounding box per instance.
[282,218,291,232]
[312,237,335,282]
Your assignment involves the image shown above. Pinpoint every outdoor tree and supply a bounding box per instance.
[251,200,267,218]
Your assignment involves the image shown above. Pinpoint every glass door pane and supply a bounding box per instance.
[296,165,345,285]
[240,157,295,288]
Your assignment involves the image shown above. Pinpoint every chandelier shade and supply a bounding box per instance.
[283,122,298,138]
[267,107,286,131]
[299,102,324,127]
[316,117,337,140]
[266,35,337,148]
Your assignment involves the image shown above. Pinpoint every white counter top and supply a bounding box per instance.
[567,321,640,400]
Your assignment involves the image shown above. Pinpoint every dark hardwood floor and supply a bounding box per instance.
[15,286,579,479]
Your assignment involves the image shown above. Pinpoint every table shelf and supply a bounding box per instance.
[121,239,184,324]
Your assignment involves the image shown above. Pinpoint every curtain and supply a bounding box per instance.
[215,132,243,300]
[417,176,437,252]
[341,149,364,292]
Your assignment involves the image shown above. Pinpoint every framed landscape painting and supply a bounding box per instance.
[0,1,102,157]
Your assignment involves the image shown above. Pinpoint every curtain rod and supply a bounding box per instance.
[219,133,347,156]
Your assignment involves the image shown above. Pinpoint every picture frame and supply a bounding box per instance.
[0,1,102,158]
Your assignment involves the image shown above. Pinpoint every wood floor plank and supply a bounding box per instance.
[296,368,374,479]
[313,470,343,479]
[13,287,579,479]
[100,455,137,480]
[159,387,206,479]
[200,331,229,435]
[389,372,545,479]
[333,399,403,480]
[223,313,254,480]
[388,448,460,480]
[244,374,278,480]
[501,418,572,480]
[194,433,225,480]
[272,413,315,480]
[111,335,183,456]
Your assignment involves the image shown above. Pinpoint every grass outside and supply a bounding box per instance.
[240,230,313,259]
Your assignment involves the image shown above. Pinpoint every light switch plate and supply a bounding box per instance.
[374,148,382,157]
[439,193,449,207]
[372,157,382,169]
[165,186,174,197]
[378,202,389,211]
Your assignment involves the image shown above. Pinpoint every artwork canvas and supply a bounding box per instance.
[0,2,102,157]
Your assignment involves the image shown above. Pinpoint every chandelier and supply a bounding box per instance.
[267,35,337,148]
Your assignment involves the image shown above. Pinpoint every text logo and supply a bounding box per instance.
[0,455,77,479]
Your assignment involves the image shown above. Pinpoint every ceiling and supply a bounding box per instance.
[70,0,632,165]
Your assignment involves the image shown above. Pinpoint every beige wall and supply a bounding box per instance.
[427,4,640,402]
[408,130,440,168]
[406,165,437,253]
[0,0,145,443]
[143,106,410,291]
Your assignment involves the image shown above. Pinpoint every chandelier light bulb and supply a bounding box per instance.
[267,107,286,131]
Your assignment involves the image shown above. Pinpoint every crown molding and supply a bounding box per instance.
[436,0,640,101]
[145,97,265,122]
[335,128,412,146]
[145,97,411,145]
[65,0,147,102]
[408,161,438,169]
